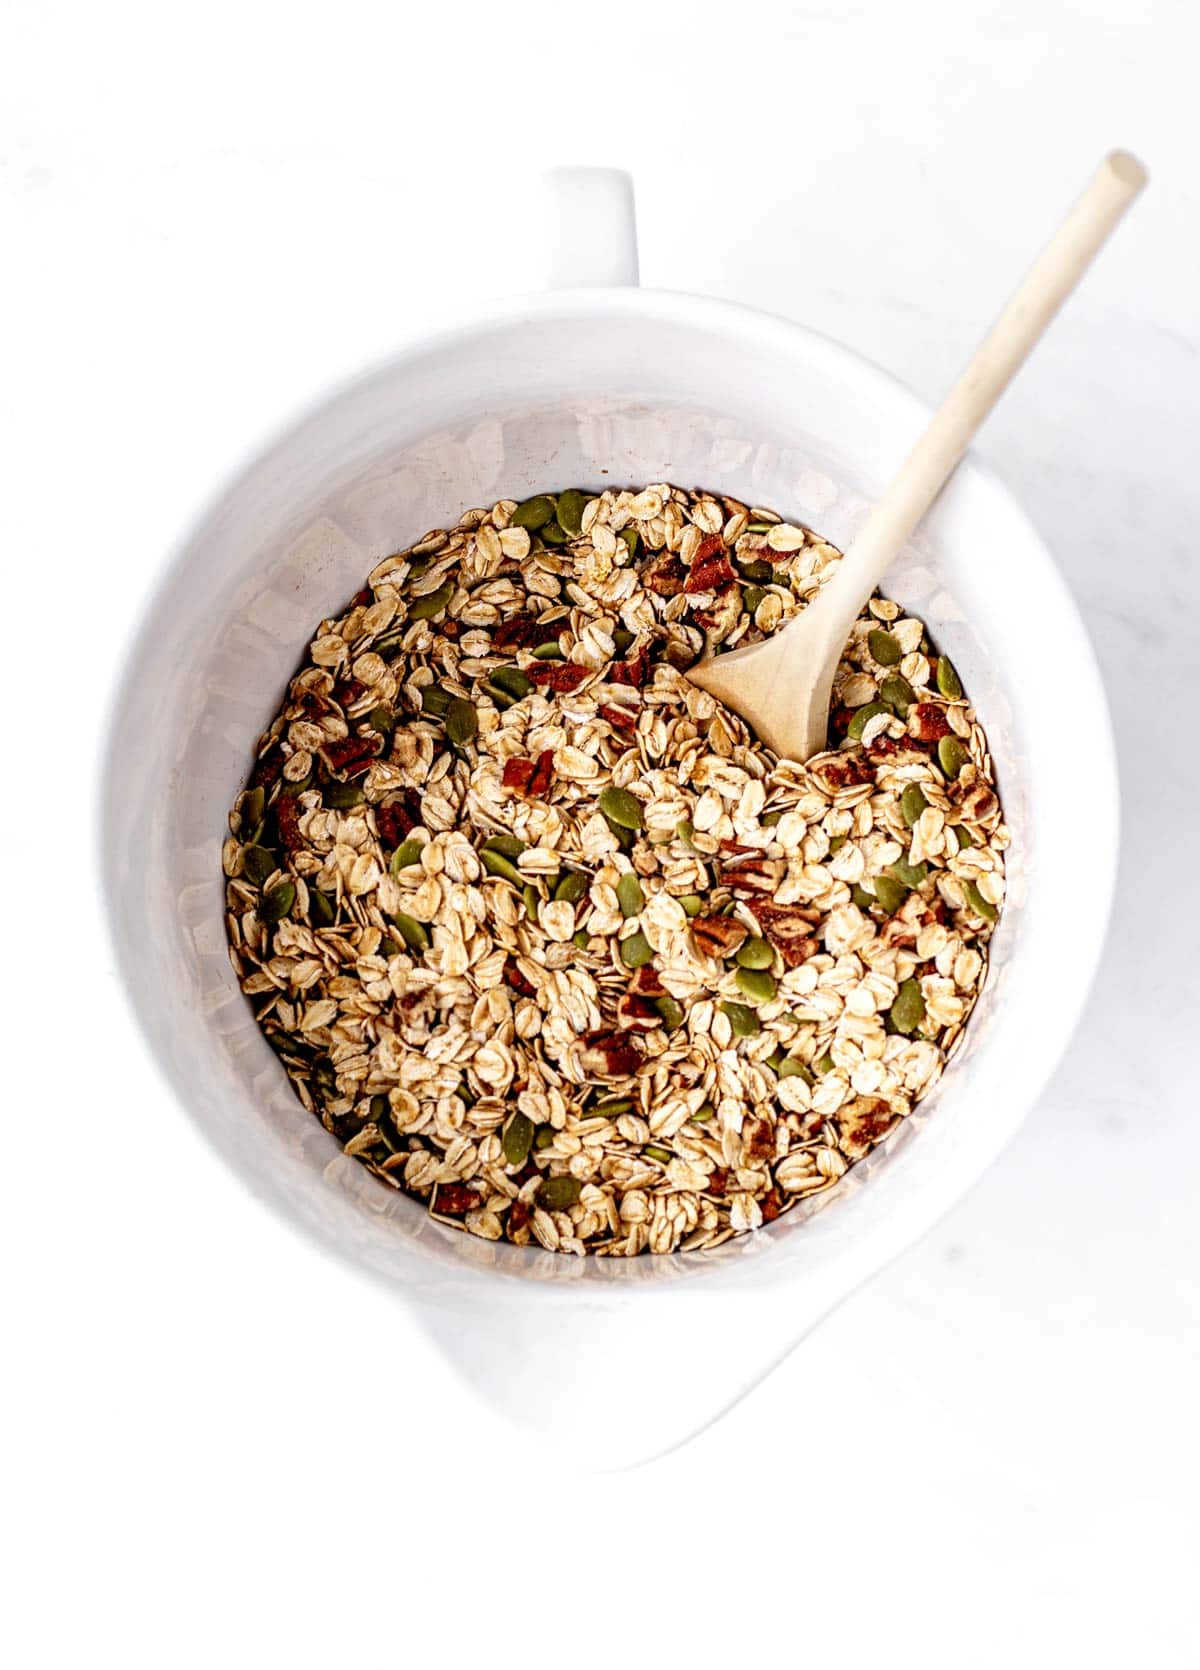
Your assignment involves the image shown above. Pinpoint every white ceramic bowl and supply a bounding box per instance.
[101,170,1118,1465]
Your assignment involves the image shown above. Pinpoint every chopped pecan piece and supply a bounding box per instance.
[528,749,555,798]
[502,756,535,793]
[721,854,785,895]
[610,646,651,687]
[685,534,737,595]
[617,994,662,1031]
[332,676,368,709]
[707,1166,729,1197]
[836,1096,899,1161]
[434,1184,482,1216]
[507,1198,532,1236]
[691,915,749,958]
[579,1031,642,1080]
[911,703,953,742]
[504,961,535,998]
[628,964,666,997]
[529,662,590,693]
[321,734,382,777]
[598,702,639,733]
[274,792,304,855]
[954,782,999,823]
[492,614,540,651]
[753,901,820,969]
[642,551,688,596]
[742,1115,775,1166]
[375,790,423,847]
[760,1190,782,1222]
[809,753,875,791]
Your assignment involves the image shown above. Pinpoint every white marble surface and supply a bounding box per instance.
[4,1,1197,1664]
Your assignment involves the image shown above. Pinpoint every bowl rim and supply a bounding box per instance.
[97,281,1121,1303]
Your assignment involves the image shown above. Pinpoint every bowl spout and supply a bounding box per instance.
[408,1271,848,1469]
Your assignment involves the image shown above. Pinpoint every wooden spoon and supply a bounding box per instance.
[686,149,1147,761]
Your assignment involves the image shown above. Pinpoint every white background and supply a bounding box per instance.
[4,1,1198,1665]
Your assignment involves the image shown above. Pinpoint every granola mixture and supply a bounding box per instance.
[223,485,1007,1256]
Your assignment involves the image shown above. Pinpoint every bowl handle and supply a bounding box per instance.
[541,168,639,288]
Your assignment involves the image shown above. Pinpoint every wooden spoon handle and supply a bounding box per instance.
[820,150,1147,613]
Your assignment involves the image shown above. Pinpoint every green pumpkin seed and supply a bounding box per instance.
[390,910,430,952]
[736,967,777,1004]
[378,935,400,958]
[482,832,526,859]
[852,884,875,910]
[594,1097,634,1118]
[616,873,644,917]
[890,977,925,1035]
[540,521,568,546]
[738,558,774,581]
[522,883,540,922]
[260,880,295,925]
[735,937,773,970]
[901,784,928,827]
[814,1052,834,1075]
[692,1100,716,1122]
[534,1125,555,1151]
[619,931,654,969]
[241,787,265,828]
[324,781,364,809]
[963,879,998,921]
[888,857,928,890]
[829,833,846,854]
[511,494,556,529]
[880,673,916,714]
[872,874,909,914]
[678,894,704,917]
[776,1057,814,1084]
[421,685,452,716]
[538,1175,582,1211]
[309,889,336,927]
[868,628,902,666]
[848,701,890,741]
[531,640,565,660]
[743,586,766,616]
[598,786,643,830]
[604,816,635,853]
[366,705,394,735]
[445,697,478,746]
[480,848,524,886]
[643,1144,672,1164]
[936,656,964,700]
[617,528,639,562]
[486,684,517,711]
[653,995,685,1031]
[555,488,590,537]
[761,810,783,827]
[938,736,968,779]
[555,870,589,904]
[408,583,453,621]
[612,626,635,654]
[389,837,425,874]
[573,929,591,950]
[720,1000,761,1036]
[243,845,277,886]
[955,825,974,850]
[676,819,698,850]
[502,1111,535,1168]
[489,665,533,700]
